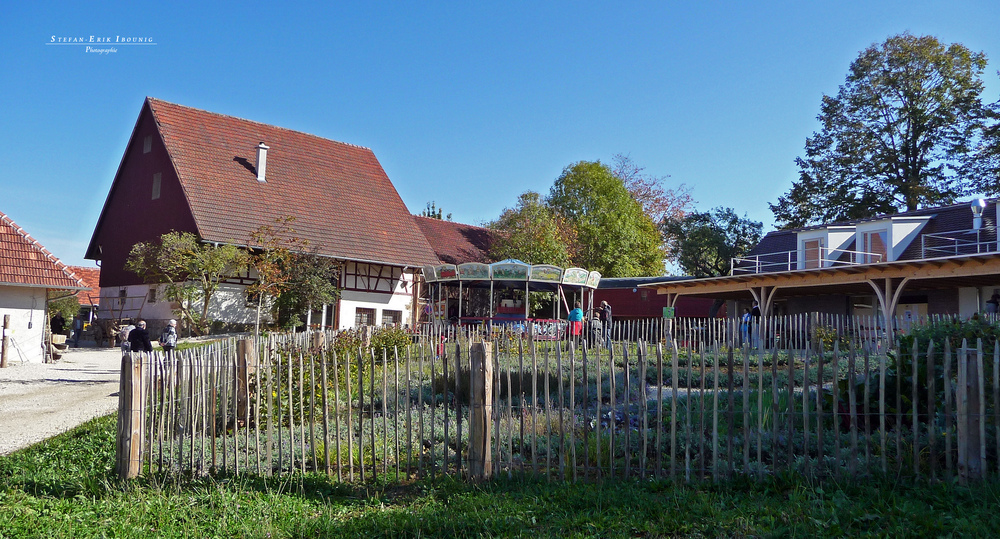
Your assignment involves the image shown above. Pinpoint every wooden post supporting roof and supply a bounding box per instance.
[644,253,1000,315]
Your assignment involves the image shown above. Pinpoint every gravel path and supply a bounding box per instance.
[0,347,122,455]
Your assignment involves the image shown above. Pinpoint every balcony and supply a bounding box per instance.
[921,227,999,258]
[731,247,884,275]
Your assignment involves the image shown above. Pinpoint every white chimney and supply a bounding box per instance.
[255,142,270,183]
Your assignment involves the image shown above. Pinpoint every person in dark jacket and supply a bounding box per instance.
[127,320,154,352]
[50,313,66,335]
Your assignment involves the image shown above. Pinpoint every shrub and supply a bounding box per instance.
[370,326,412,362]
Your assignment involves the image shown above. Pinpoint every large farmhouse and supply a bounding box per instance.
[646,198,1000,323]
[86,98,444,331]
[1,211,86,363]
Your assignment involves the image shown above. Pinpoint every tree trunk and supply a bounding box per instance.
[708,299,725,318]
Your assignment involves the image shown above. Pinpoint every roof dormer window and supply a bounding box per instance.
[861,229,887,263]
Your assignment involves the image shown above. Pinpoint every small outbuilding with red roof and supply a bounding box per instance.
[1,211,87,364]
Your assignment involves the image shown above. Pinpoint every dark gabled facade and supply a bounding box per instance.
[86,98,443,329]
[87,98,441,288]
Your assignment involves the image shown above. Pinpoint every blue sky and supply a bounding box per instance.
[3,1,1000,270]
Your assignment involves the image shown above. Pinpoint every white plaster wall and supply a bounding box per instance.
[338,289,414,330]
[207,284,258,324]
[889,217,932,261]
[97,284,174,322]
[0,286,47,364]
[959,287,979,319]
[98,282,259,326]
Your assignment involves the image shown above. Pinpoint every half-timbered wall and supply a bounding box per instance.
[341,262,403,293]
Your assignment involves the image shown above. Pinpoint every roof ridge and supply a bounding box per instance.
[773,196,1000,234]
[0,210,83,286]
[413,214,490,231]
[145,96,372,151]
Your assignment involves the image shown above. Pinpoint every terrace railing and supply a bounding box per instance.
[731,247,884,275]
[921,227,999,258]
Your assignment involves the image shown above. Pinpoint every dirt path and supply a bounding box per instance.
[0,347,122,455]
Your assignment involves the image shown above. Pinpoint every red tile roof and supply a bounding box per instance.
[414,215,495,264]
[67,266,100,306]
[146,98,440,267]
[0,211,87,289]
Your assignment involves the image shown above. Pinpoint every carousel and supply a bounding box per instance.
[421,259,601,339]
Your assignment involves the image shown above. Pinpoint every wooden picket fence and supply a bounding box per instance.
[116,318,1000,484]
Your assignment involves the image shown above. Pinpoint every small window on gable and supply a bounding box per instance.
[152,172,161,200]
[148,287,157,303]
[143,135,152,154]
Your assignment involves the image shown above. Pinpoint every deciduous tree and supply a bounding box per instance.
[487,191,575,266]
[126,231,249,335]
[771,33,996,229]
[247,217,341,332]
[662,207,762,278]
[548,161,664,277]
[611,153,693,226]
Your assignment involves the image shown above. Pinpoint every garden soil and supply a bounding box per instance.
[0,347,122,455]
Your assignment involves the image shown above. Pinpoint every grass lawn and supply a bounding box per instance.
[2,414,999,538]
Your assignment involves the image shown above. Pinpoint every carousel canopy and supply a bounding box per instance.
[422,259,601,289]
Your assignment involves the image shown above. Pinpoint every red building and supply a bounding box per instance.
[594,277,723,320]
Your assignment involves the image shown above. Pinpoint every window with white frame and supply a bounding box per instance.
[862,230,887,263]
[382,310,402,326]
[355,307,376,326]
[802,238,823,269]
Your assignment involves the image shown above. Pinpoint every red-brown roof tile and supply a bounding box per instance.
[67,266,100,306]
[414,215,495,264]
[146,98,440,266]
[0,211,87,289]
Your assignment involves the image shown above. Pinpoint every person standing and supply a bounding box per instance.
[50,313,66,336]
[599,300,612,347]
[986,293,1000,315]
[750,301,762,349]
[740,308,751,347]
[72,315,84,347]
[119,320,135,352]
[159,319,178,358]
[127,320,153,353]
[567,301,584,342]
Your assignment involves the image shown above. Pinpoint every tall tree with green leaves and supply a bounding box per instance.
[771,33,996,229]
[487,191,575,266]
[548,161,664,277]
[662,207,762,278]
[273,250,341,330]
[126,231,249,335]
[611,153,694,262]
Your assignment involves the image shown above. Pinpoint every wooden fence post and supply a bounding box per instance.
[236,339,258,426]
[116,352,145,479]
[469,341,494,481]
[310,332,325,351]
[957,344,983,482]
[1,314,9,368]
